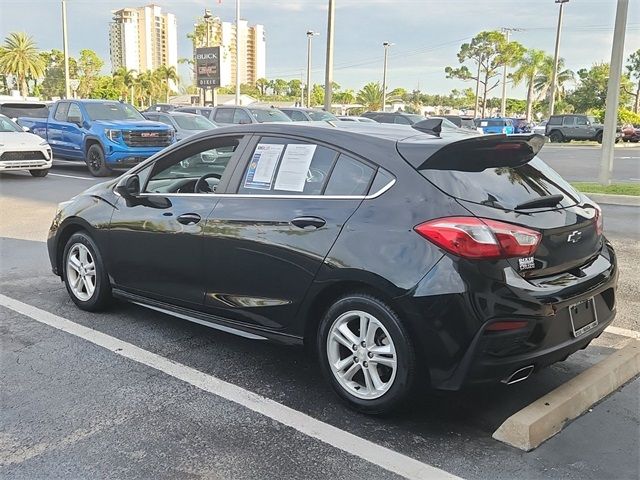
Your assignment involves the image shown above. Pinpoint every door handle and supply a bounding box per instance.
[291,216,326,229]
[176,213,201,225]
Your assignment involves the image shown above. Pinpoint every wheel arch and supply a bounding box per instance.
[84,136,104,156]
[55,218,95,279]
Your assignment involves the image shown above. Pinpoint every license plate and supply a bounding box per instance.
[569,297,598,338]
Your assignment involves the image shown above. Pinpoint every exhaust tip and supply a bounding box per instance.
[502,365,535,385]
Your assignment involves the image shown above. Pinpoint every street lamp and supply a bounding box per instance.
[306,30,319,108]
[323,0,335,111]
[203,9,213,47]
[500,28,522,117]
[381,41,393,112]
[62,0,70,99]
[549,0,569,116]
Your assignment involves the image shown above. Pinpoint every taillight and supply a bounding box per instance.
[594,204,603,236]
[485,320,529,332]
[414,217,541,260]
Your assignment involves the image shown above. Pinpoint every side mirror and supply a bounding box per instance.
[22,126,30,132]
[115,174,140,201]
[68,116,83,127]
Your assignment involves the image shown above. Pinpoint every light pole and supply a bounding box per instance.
[306,31,319,108]
[204,9,212,47]
[62,0,70,99]
[235,0,241,106]
[323,0,335,111]
[500,28,521,117]
[381,41,393,112]
[549,0,569,116]
[599,0,629,185]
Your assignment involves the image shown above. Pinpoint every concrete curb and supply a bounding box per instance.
[585,193,640,207]
[492,339,640,452]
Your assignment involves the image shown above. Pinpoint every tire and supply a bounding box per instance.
[317,293,417,414]
[29,169,49,177]
[62,232,112,311]
[595,132,603,144]
[85,144,111,177]
[549,131,564,143]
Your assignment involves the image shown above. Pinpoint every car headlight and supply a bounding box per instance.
[39,140,49,146]
[105,129,122,142]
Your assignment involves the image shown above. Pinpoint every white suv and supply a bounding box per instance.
[0,114,52,177]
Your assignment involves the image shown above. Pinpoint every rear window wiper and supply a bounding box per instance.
[515,194,564,210]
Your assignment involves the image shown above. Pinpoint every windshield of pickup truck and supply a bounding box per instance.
[84,102,144,121]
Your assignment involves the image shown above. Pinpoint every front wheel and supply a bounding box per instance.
[63,232,112,311]
[549,131,564,143]
[29,169,49,177]
[86,144,111,177]
[318,294,418,414]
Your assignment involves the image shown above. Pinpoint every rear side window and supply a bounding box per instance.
[214,109,234,123]
[238,137,337,195]
[324,155,375,196]
[0,103,49,119]
[563,116,576,126]
[548,116,562,125]
[233,108,252,124]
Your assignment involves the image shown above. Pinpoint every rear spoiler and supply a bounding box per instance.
[399,133,546,171]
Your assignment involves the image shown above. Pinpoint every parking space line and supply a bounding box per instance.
[49,173,98,181]
[606,325,640,339]
[0,294,460,480]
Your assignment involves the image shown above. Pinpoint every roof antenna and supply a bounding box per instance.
[412,118,443,137]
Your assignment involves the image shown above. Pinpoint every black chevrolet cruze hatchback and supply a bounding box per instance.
[48,120,617,413]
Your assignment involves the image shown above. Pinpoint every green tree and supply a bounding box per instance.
[566,63,633,113]
[445,30,525,117]
[511,49,548,121]
[0,32,45,96]
[310,84,324,106]
[624,49,640,113]
[39,49,78,99]
[356,82,384,111]
[89,76,120,100]
[77,49,104,98]
[533,56,574,108]
[287,79,302,99]
[113,67,137,103]
[334,89,355,105]
[271,78,288,96]
[155,65,179,102]
[256,77,269,96]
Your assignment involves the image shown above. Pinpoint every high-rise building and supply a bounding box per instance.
[195,15,265,87]
[109,4,178,73]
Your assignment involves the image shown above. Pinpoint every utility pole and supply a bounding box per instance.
[235,0,241,105]
[381,42,393,112]
[474,59,481,117]
[549,0,569,116]
[62,0,71,99]
[599,0,628,186]
[306,31,319,108]
[500,28,521,117]
[323,0,335,111]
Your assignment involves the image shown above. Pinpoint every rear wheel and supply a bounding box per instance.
[63,232,112,311]
[549,131,564,143]
[86,144,111,177]
[595,131,603,144]
[29,169,49,177]
[318,293,417,414]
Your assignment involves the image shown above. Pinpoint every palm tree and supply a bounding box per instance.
[134,70,156,107]
[113,67,136,103]
[356,83,384,111]
[0,32,45,97]
[334,89,355,105]
[511,49,547,121]
[534,57,575,105]
[155,65,179,103]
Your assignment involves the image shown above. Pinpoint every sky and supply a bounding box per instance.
[0,0,638,98]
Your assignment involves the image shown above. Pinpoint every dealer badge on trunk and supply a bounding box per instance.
[518,256,535,271]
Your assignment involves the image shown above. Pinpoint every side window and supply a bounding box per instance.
[156,115,174,127]
[238,137,338,195]
[144,137,241,194]
[67,103,82,123]
[54,102,69,122]
[563,116,576,126]
[576,116,588,126]
[368,168,395,195]
[214,108,234,124]
[393,115,411,124]
[291,111,307,121]
[233,108,252,124]
[324,154,375,196]
[145,113,158,121]
[548,116,562,125]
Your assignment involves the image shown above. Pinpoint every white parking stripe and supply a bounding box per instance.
[49,173,97,181]
[0,294,460,480]
[606,326,640,339]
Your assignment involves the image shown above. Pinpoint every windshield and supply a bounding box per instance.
[406,114,426,123]
[249,108,292,123]
[173,114,216,130]
[308,110,338,121]
[85,102,144,121]
[0,115,22,132]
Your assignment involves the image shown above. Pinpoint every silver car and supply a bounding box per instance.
[142,111,217,142]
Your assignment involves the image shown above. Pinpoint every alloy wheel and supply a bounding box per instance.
[326,310,398,400]
[66,243,97,301]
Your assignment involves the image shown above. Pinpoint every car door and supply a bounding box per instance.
[107,134,250,309]
[62,102,86,159]
[562,115,577,139]
[201,135,376,331]
[575,116,594,140]
[213,108,235,125]
[47,102,70,156]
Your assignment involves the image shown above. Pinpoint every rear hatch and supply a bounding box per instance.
[398,133,602,278]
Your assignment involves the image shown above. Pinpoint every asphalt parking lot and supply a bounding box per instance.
[1,159,639,480]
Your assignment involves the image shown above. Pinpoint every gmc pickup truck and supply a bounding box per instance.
[19,99,174,176]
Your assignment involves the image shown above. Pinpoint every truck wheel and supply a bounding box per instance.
[29,169,49,177]
[595,132,603,144]
[86,144,111,177]
[549,131,564,143]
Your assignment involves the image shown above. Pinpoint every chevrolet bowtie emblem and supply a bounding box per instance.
[567,230,582,243]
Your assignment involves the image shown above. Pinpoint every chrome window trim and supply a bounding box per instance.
[138,178,395,201]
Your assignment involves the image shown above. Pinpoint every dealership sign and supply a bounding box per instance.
[196,47,221,88]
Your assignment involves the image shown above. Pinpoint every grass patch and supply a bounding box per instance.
[571,182,640,196]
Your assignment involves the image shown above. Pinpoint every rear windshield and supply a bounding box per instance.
[421,157,580,210]
[481,119,509,127]
[0,103,49,119]
[249,108,291,123]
